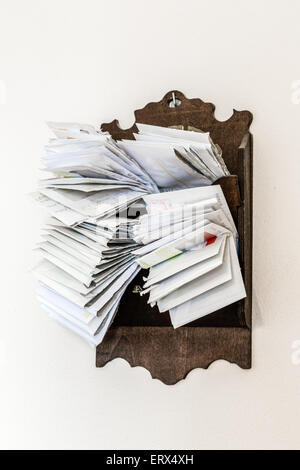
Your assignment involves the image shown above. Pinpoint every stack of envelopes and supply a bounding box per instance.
[134,186,246,328]
[32,122,154,346]
[32,121,245,347]
[119,123,229,189]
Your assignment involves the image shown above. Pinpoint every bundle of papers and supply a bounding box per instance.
[119,123,229,189]
[32,122,150,347]
[33,215,140,347]
[135,186,246,328]
[32,121,243,347]
[33,121,158,226]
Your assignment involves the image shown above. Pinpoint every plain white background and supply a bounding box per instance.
[0,0,300,450]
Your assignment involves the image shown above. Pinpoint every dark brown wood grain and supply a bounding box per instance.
[97,90,253,384]
[96,327,251,385]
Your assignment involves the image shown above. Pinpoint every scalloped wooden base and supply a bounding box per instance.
[96,90,253,384]
[96,327,251,385]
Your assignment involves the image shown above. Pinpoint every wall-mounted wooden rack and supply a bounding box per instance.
[96,90,253,384]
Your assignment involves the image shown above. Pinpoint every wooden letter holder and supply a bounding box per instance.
[96,90,253,384]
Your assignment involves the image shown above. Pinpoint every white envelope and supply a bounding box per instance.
[137,222,229,268]
[157,236,232,312]
[144,234,226,287]
[148,236,227,304]
[119,140,204,188]
[169,236,246,327]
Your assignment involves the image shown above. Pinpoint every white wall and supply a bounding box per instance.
[1,0,300,450]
